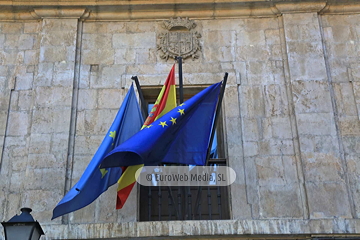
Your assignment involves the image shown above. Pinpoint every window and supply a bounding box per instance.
[138,86,230,221]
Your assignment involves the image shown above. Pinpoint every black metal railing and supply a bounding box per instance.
[139,158,230,221]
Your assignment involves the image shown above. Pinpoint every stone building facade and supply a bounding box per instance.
[1,0,360,239]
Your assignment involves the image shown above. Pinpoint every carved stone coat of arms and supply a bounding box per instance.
[157,17,201,60]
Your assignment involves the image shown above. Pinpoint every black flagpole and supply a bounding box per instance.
[194,72,228,219]
[204,72,228,166]
[175,56,184,104]
[131,76,148,119]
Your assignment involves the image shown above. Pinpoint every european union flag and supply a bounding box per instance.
[100,81,222,168]
[52,84,144,219]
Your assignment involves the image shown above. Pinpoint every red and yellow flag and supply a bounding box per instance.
[116,64,177,209]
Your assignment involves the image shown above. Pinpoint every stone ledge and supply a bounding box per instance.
[31,8,90,19]
[0,1,360,20]
[41,219,360,239]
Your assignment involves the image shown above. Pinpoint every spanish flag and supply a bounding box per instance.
[115,65,177,209]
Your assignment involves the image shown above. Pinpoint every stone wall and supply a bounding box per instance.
[0,1,360,239]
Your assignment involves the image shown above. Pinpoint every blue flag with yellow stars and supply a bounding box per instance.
[52,84,144,219]
[100,81,221,168]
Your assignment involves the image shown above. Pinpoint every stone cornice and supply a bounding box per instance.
[30,8,90,19]
[275,2,327,14]
[42,219,360,239]
[0,1,360,21]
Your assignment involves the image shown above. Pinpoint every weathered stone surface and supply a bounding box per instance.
[31,107,71,134]
[1,3,360,239]
[306,182,352,219]
[6,111,30,136]
[259,184,303,218]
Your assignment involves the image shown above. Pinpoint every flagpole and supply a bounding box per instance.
[204,72,228,166]
[175,56,184,104]
[194,72,228,219]
[131,76,148,119]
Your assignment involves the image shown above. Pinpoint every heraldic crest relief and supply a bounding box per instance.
[157,17,201,60]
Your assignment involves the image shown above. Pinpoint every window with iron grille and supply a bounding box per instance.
[138,86,230,221]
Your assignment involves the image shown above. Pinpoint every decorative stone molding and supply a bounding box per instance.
[275,2,327,14]
[42,219,360,239]
[0,1,360,21]
[157,17,202,60]
[30,8,90,20]
[319,3,360,14]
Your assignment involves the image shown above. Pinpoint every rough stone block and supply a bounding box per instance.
[258,139,294,155]
[182,72,224,85]
[223,86,240,118]
[1,23,23,33]
[51,134,69,154]
[17,90,33,110]
[264,84,288,117]
[239,85,265,117]
[287,55,327,81]
[41,30,76,47]
[96,184,118,222]
[42,18,77,32]
[302,153,343,182]
[4,34,20,49]
[114,48,136,64]
[203,46,235,62]
[2,50,24,65]
[0,110,7,132]
[5,193,21,221]
[74,135,104,155]
[297,112,336,136]
[34,62,53,86]
[230,183,252,219]
[7,111,30,136]
[26,167,66,191]
[9,153,27,170]
[98,88,124,109]
[89,65,124,88]
[237,30,265,46]
[79,64,90,88]
[82,48,115,65]
[333,82,358,117]
[78,109,117,135]
[242,118,259,141]
[243,18,278,31]
[126,21,155,33]
[306,181,352,219]
[82,34,112,50]
[24,22,40,33]
[204,30,236,47]
[225,116,243,158]
[39,46,67,63]
[31,107,71,134]
[342,136,360,155]
[28,134,52,154]
[243,141,258,157]
[338,116,360,136]
[72,199,96,224]
[292,80,332,113]
[78,89,97,110]
[22,189,64,224]
[264,29,281,45]
[202,19,245,31]
[299,135,339,154]
[9,171,23,192]
[259,184,302,218]
[24,49,38,65]
[236,45,271,61]
[112,32,156,48]
[35,86,72,107]
[328,42,357,58]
